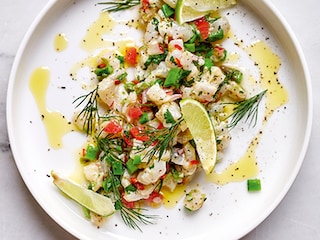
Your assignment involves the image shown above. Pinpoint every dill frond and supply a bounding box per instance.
[227,89,267,129]
[73,86,99,135]
[98,0,140,12]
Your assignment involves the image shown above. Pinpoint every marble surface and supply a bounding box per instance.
[1,0,319,239]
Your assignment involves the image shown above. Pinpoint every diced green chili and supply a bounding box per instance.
[221,66,243,83]
[247,178,261,192]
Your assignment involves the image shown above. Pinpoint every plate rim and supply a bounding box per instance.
[6,0,313,239]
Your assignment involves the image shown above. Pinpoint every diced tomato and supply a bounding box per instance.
[121,195,135,209]
[124,47,138,66]
[128,106,143,120]
[141,0,150,10]
[194,17,210,40]
[103,121,123,134]
[130,126,150,141]
[130,178,145,190]
[157,122,164,130]
[123,134,133,147]
[146,191,163,205]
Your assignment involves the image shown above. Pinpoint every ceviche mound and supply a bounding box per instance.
[52,0,267,230]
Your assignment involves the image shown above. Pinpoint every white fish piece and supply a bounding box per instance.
[155,102,182,127]
[123,184,157,202]
[137,159,167,185]
[83,161,105,191]
[146,83,181,106]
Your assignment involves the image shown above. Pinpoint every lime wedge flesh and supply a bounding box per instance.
[180,99,217,174]
[173,0,236,24]
[51,171,115,217]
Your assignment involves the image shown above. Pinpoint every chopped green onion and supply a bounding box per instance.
[208,29,224,42]
[127,155,142,175]
[184,43,195,52]
[80,145,99,162]
[125,184,137,193]
[112,161,124,176]
[203,58,214,70]
[139,113,149,124]
[247,178,261,192]
[161,4,174,18]
[94,65,114,80]
[164,68,181,87]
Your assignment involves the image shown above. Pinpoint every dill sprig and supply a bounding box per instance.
[227,89,267,129]
[98,0,140,12]
[73,86,99,135]
[97,137,159,231]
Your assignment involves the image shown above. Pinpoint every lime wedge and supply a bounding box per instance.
[180,99,217,174]
[174,0,236,24]
[51,171,115,217]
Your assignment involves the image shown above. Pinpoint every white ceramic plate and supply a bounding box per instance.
[7,0,312,239]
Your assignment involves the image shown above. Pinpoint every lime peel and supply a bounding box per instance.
[51,170,115,217]
[179,99,217,174]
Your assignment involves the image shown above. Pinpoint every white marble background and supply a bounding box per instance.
[1,0,319,239]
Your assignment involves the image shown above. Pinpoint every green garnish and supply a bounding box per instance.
[98,0,140,12]
[247,178,261,192]
[73,86,99,135]
[227,90,267,129]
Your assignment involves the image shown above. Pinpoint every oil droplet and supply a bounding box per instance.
[81,11,116,53]
[161,185,186,208]
[54,33,68,52]
[29,67,75,148]
[207,134,261,185]
[208,40,288,185]
[245,40,288,119]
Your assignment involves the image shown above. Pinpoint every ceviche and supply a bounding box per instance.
[53,0,266,231]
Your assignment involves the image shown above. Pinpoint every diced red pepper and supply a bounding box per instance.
[194,17,210,40]
[158,43,165,53]
[128,106,143,120]
[190,159,200,166]
[124,47,138,66]
[132,79,140,85]
[98,63,106,68]
[174,44,183,50]
[103,121,123,134]
[114,79,121,85]
[174,57,182,67]
[130,126,150,141]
